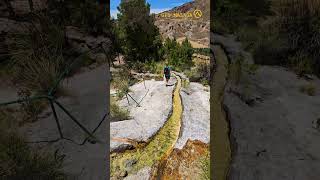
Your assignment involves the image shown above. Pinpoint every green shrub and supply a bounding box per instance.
[184,62,210,85]
[268,0,320,75]
[300,83,316,96]
[182,79,190,89]
[111,67,132,99]
[117,0,163,63]
[164,38,194,71]
[289,52,314,76]
[131,60,165,75]
[193,48,211,56]
[110,98,130,122]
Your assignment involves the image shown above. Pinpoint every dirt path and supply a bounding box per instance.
[111,73,183,178]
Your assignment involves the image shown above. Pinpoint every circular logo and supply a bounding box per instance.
[193,9,203,18]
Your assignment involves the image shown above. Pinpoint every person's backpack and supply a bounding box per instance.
[164,66,170,75]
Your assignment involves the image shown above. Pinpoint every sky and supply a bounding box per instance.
[110,0,194,18]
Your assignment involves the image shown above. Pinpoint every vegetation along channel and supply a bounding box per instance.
[211,45,232,180]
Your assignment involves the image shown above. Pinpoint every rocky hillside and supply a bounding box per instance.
[154,0,210,48]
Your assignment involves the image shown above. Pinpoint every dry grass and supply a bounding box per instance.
[271,0,320,75]
[7,14,66,94]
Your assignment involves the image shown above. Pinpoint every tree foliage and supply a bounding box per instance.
[164,38,194,70]
[117,0,163,63]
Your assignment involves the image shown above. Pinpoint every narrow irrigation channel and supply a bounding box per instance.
[110,74,183,178]
[211,45,232,180]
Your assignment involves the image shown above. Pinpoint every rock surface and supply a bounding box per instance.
[212,33,253,64]
[110,77,176,152]
[225,64,320,180]
[123,167,151,180]
[19,65,109,179]
[175,82,210,149]
[213,33,320,179]
[0,82,18,104]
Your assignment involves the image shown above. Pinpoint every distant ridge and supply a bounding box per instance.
[154,0,210,48]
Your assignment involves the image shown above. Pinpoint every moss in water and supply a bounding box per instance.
[111,75,183,176]
[211,46,232,180]
[199,150,211,180]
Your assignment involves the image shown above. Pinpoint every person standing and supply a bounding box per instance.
[164,64,171,84]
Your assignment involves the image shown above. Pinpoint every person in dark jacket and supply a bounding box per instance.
[164,64,171,83]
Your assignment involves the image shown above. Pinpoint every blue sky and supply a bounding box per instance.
[110,0,194,18]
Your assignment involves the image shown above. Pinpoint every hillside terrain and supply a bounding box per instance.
[154,0,210,48]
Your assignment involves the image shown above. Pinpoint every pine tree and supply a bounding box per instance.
[117,0,162,63]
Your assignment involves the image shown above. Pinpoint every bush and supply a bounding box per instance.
[214,0,320,76]
[7,14,66,94]
[181,79,190,89]
[117,0,163,63]
[185,62,210,85]
[144,61,166,75]
[271,0,320,75]
[289,52,314,76]
[164,38,194,71]
[111,67,132,99]
[300,83,316,96]
[110,98,130,122]
[130,60,165,75]
[193,48,211,56]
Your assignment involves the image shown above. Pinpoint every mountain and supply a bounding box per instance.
[154,0,210,48]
